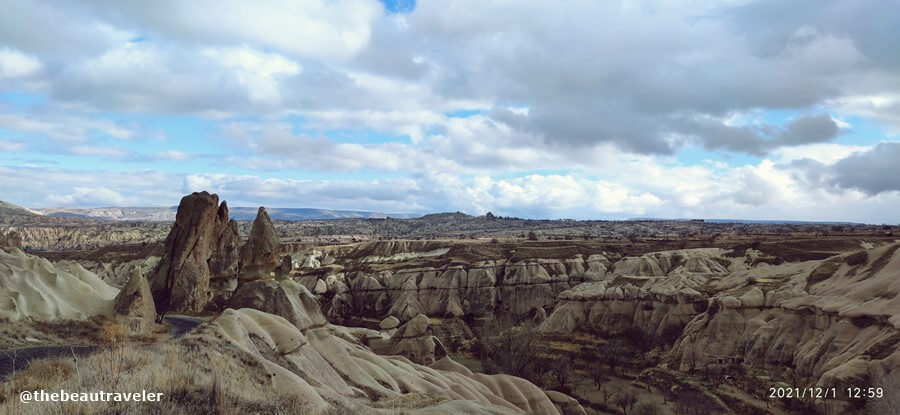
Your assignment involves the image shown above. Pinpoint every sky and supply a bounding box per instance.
[1,0,899,222]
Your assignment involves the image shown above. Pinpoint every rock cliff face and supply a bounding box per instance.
[297,254,610,323]
[3,224,170,251]
[206,270,570,414]
[369,313,447,365]
[149,192,241,313]
[539,249,728,335]
[669,244,900,413]
[239,207,282,280]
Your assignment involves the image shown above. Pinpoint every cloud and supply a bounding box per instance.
[0,48,42,79]
[0,140,26,151]
[681,113,840,154]
[827,142,900,195]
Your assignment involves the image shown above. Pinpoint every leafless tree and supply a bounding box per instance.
[615,389,637,415]
[600,386,618,405]
[550,356,573,388]
[480,318,546,382]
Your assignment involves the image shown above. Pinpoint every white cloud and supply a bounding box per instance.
[0,113,134,141]
[0,140,26,151]
[0,48,41,79]
[202,46,301,104]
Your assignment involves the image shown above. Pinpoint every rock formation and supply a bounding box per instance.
[149,192,241,313]
[228,278,327,331]
[369,313,447,365]
[113,266,157,334]
[180,307,565,414]
[1,248,119,321]
[239,207,281,280]
[0,230,23,249]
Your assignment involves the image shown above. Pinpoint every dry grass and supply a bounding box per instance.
[0,339,320,415]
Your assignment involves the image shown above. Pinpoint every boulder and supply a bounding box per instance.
[114,267,157,334]
[239,207,282,279]
[379,316,400,330]
[150,192,241,313]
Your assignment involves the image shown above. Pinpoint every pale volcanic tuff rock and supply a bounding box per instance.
[539,249,732,336]
[4,224,170,251]
[192,270,569,414]
[239,207,282,280]
[0,247,119,321]
[369,313,448,365]
[228,278,327,331]
[149,192,241,313]
[113,266,157,334]
[669,244,900,414]
[540,280,707,335]
[185,307,565,414]
[59,256,160,288]
[331,256,601,323]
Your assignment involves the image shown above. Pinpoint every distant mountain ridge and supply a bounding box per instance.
[628,217,866,225]
[32,206,418,221]
[0,201,40,216]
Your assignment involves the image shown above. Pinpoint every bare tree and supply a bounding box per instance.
[480,318,547,382]
[600,386,618,405]
[615,389,637,415]
[550,356,573,388]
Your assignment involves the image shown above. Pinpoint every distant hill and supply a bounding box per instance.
[628,217,865,225]
[33,206,418,221]
[0,201,40,216]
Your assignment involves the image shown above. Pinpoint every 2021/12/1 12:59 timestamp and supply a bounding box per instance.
[768,387,884,400]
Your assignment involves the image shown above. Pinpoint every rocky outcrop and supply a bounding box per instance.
[228,279,327,331]
[113,267,157,334]
[149,192,241,313]
[60,256,160,288]
[321,256,602,323]
[1,248,119,321]
[0,230,23,249]
[669,244,900,414]
[370,313,447,365]
[540,281,706,335]
[538,249,729,336]
[239,207,281,280]
[186,307,565,414]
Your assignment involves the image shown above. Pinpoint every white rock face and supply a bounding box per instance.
[197,274,569,415]
[669,244,900,414]
[0,247,119,321]
[338,256,597,322]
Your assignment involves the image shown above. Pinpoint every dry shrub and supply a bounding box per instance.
[99,318,128,345]
[844,251,868,267]
[805,258,841,291]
